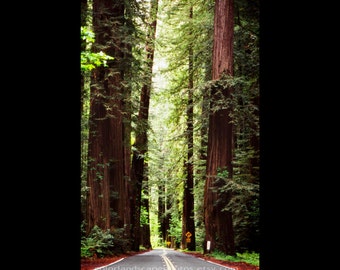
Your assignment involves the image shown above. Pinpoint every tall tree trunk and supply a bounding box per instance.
[86,0,114,234]
[158,184,165,242]
[80,0,87,118]
[158,180,172,246]
[158,183,167,243]
[182,5,196,251]
[85,68,111,234]
[130,0,159,251]
[141,162,152,249]
[102,1,127,233]
[204,0,235,255]
[80,0,88,224]
[122,7,134,242]
[250,95,260,183]
[86,0,128,236]
[195,15,212,251]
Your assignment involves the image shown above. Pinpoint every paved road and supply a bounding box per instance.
[94,248,235,270]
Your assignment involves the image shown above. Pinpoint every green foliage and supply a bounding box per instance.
[81,225,115,258]
[193,166,206,251]
[211,250,259,266]
[203,69,259,253]
[139,245,148,251]
[213,165,259,252]
[81,225,132,258]
[140,205,149,226]
[168,212,182,248]
[80,0,260,256]
[80,26,114,72]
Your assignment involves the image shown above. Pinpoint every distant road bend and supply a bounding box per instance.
[94,248,235,270]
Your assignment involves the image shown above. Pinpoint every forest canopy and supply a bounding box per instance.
[81,0,259,257]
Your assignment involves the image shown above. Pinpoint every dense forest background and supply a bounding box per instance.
[81,0,259,257]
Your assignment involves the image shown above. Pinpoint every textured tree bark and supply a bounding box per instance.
[86,0,128,237]
[86,70,111,233]
[80,0,88,224]
[141,164,152,249]
[182,5,196,251]
[80,0,87,118]
[204,0,235,255]
[130,0,159,251]
[158,183,170,244]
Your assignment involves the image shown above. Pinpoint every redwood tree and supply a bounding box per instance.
[86,0,130,239]
[80,0,88,224]
[203,0,235,255]
[181,5,196,251]
[140,162,152,249]
[80,0,87,117]
[130,0,158,251]
[158,181,171,245]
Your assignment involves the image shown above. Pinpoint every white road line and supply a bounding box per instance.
[161,249,177,270]
[93,257,126,270]
[161,254,176,270]
[198,257,236,270]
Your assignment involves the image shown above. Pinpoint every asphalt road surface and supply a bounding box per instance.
[94,248,235,270]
